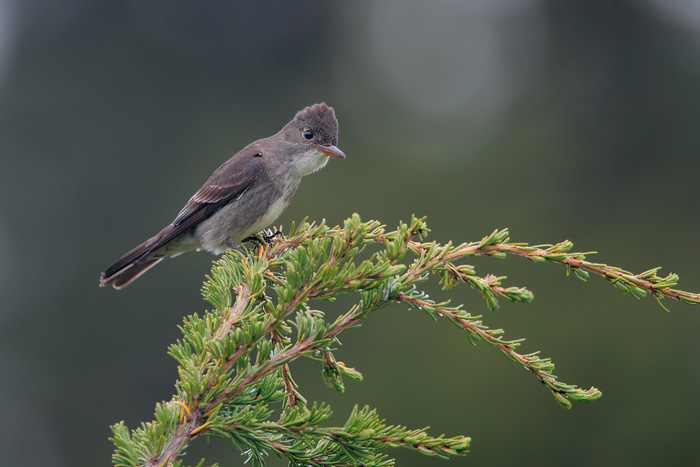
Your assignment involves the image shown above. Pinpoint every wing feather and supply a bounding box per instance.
[148,145,266,253]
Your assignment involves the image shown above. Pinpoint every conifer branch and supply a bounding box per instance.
[111,214,698,467]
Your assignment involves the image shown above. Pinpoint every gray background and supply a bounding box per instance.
[1,1,699,466]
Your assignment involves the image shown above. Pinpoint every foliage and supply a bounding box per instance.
[110,214,700,467]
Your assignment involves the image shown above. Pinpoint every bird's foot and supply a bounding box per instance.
[243,229,283,246]
[262,229,284,244]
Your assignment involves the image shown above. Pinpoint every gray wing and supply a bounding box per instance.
[100,145,266,280]
[161,146,266,244]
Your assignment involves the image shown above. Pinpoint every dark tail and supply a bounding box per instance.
[100,236,163,289]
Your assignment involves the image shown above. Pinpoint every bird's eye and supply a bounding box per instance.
[303,129,314,140]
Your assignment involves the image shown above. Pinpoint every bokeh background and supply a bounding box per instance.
[1,1,699,466]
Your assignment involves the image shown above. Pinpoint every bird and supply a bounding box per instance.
[100,103,344,289]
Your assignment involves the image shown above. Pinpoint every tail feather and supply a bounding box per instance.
[100,220,188,289]
[100,236,162,289]
[101,258,164,289]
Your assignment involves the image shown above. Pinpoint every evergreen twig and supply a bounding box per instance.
[111,214,699,467]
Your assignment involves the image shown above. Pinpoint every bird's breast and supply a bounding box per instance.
[194,177,298,254]
[240,193,291,239]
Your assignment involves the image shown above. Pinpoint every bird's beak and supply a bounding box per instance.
[313,143,346,159]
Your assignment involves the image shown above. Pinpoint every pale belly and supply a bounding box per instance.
[193,183,296,254]
[236,195,289,242]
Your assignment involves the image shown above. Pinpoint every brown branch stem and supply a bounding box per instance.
[397,293,568,396]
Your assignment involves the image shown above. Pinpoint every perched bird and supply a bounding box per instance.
[100,103,344,289]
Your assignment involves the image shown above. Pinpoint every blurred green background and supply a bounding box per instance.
[1,1,699,466]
